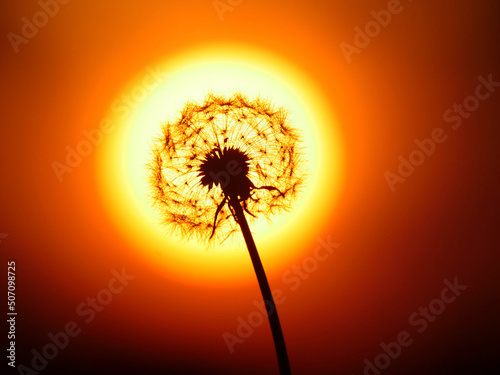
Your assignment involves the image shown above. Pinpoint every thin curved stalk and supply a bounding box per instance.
[229,196,292,375]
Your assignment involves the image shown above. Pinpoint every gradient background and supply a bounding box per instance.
[1,1,499,374]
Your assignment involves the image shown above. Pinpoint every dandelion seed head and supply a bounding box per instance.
[148,93,306,244]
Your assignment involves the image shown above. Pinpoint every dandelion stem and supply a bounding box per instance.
[229,195,292,375]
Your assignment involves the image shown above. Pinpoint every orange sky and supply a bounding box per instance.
[1,1,499,374]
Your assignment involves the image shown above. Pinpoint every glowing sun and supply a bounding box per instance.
[97,43,344,287]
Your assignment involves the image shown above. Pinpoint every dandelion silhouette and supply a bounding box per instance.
[148,93,305,374]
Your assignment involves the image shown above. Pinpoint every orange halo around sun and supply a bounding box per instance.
[96,43,344,287]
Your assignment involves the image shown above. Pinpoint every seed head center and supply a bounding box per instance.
[198,147,252,199]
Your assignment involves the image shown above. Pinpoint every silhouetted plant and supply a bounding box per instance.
[148,93,305,374]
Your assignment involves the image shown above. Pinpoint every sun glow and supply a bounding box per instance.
[97,43,344,287]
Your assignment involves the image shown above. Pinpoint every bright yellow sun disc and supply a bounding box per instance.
[97,43,344,287]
